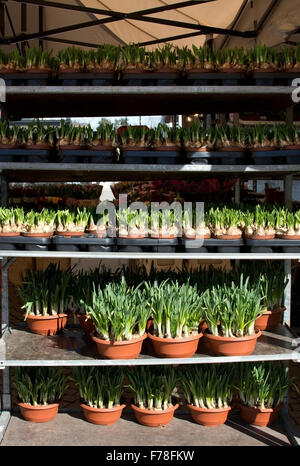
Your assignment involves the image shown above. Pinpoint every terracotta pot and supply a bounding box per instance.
[131,403,179,427]
[88,145,114,151]
[58,144,85,150]
[55,231,85,237]
[255,307,285,331]
[147,332,202,358]
[214,234,242,240]
[239,403,283,427]
[276,234,300,240]
[91,331,147,359]
[216,147,245,152]
[151,233,177,239]
[21,232,53,238]
[76,313,95,334]
[118,233,146,239]
[0,231,20,236]
[202,330,261,356]
[186,147,210,152]
[18,402,59,423]
[24,143,52,150]
[187,405,231,427]
[251,146,276,152]
[184,233,211,240]
[284,144,300,150]
[245,234,275,240]
[80,403,126,425]
[152,145,181,152]
[26,313,68,336]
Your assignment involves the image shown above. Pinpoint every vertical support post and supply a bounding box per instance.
[0,3,5,38]
[38,5,43,50]
[1,175,7,207]
[283,259,291,326]
[234,178,240,204]
[284,175,293,211]
[21,2,27,55]
[2,368,11,412]
[233,113,240,125]
[286,105,294,126]
[219,113,226,124]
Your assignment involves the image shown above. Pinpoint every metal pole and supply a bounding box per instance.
[284,259,291,326]
[284,175,293,211]
[1,368,11,412]
[234,179,240,204]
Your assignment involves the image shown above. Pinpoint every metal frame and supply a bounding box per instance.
[0,77,300,445]
[0,0,255,46]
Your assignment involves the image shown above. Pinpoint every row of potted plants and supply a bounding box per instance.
[14,362,297,428]
[8,183,103,209]
[1,43,300,74]
[18,261,287,358]
[2,204,300,239]
[1,120,300,153]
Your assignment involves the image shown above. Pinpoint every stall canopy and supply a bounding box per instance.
[0,0,299,53]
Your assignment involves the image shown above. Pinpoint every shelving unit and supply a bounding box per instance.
[1,83,300,445]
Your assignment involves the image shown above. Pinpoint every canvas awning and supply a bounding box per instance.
[0,0,299,53]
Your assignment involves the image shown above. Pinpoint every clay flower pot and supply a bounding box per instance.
[80,403,126,425]
[76,313,95,334]
[187,405,231,427]
[55,231,85,237]
[276,234,300,240]
[26,314,68,336]
[239,403,283,427]
[131,403,179,427]
[147,332,202,358]
[245,234,275,240]
[22,232,53,238]
[18,402,59,423]
[255,306,285,331]
[91,331,147,359]
[202,330,261,356]
[0,231,21,236]
[215,234,242,240]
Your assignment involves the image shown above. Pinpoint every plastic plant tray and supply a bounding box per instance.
[245,237,300,253]
[0,235,51,250]
[251,150,300,165]
[122,150,181,165]
[117,237,179,252]
[0,149,50,162]
[56,72,115,86]
[57,149,114,164]
[0,72,50,85]
[182,238,243,253]
[186,151,246,165]
[53,235,115,252]
[184,71,247,86]
[120,71,180,86]
[251,71,298,86]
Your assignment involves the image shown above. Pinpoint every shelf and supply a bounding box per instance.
[2,324,299,367]
[4,86,294,118]
[1,412,290,447]
[0,251,299,259]
[0,163,300,182]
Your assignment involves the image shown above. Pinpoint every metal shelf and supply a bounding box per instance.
[5,85,294,118]
[0,163,300,182]
[0,251,299,259]
[2,324,299,367]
